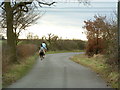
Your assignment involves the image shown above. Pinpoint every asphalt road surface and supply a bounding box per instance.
[8,52,111,88]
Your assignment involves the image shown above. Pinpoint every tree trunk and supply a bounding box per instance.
[5,1,17,63]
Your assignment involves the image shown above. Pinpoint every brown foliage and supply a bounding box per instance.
[84,15,107,56]
[86,38,105,56]
[2,42,37,73]
[17,44,37,59]
[2,44,12,73]
[84,15,118,65]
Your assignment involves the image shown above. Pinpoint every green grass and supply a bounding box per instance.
[0,40,2,44]
[0,79,1,89]
[70,54,119,88]
[0,40,5,46]
[17,41,23,45]
[2,54,38,88]
[46,50,84,54]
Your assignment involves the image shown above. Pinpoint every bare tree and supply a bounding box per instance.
[14,8,44,45]
[26,32,34,39]
[1,5,44,45]
[0,0,89,62]
[0,0,55,62]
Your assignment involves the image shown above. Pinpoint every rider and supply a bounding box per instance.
[39,44,45,60]
[41,42,47,52]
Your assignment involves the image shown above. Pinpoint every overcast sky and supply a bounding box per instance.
[0,0,117,40]
[18,1,117,40]
[91,0,117,2]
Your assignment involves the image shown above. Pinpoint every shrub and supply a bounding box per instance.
[17,44,37,59]
[85,38,105,56]
[2,41,12,73]
[2,42,38,73]
[47,40,86,51]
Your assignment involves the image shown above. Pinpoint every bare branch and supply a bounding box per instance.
[0,2,5,10]
[13,5,28,15]
[12,1,33,11]
[39,2,56,6]
[0,2,4,7]
[36,0,56,7]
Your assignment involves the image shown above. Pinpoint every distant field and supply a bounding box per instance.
[46,50,84,54]
[0,40,2,44]
[0,40,6,44]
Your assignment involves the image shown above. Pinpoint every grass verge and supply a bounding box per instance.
[70,54,119,88]
[2,54,38,88]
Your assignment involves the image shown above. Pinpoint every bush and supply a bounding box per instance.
[2,42,38,73]
[85,38,105,56]
[2,41,10,72]
[17,44,37,59]
[47,40,86,51]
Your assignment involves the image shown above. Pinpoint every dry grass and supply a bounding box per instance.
[71,54,119,88]
[2,43,38,87]
[2,55,37,87]
[2,45,12,73]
